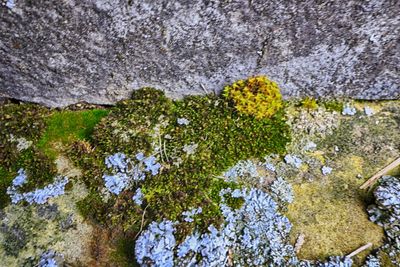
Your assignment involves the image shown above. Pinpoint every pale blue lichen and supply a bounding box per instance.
[105,152,128,171]
[38,250,63,267]
[182,207,202,223]
[103,173,131,195]
[304,141,317,151]
[177,118,190,126]
[7,171,68,205]
[363,255,381,267]
[132,188,144,206]
[136,187,296,266]
[270,177,294,205]
[342,105,357,116]
[135,220,176,267]
[103,152,161,195]
[321,166,333,176]
[223,160,259,182]
[22,177,68,204]
[284,154,303,168]
[142,155,161,176]
[6,0,15,9]
[299,256,353,267]
[367,176,400,265]
[364,106,375,117]
[135,183,361,266]
[12,168,27,187]
[177,188,295,266]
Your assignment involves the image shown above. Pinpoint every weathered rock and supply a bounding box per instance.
[0,0,398,107]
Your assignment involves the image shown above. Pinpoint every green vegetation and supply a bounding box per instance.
[301,97,318,110]
[38,109,109,158]
[320,100,344,112]
[0,104,108,208]
[223,76,283,119]
[0,83,291,265]
[68,87,290,264]
[0,103,52,208]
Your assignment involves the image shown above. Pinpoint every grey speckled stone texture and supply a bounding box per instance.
[0,0,399,107]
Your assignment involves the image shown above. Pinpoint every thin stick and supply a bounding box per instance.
[134,204,149,240]
[360,157,400,189]
[346,243,372,258]
[294,233,305,254]
[163,140,169,162]
[158,134,164,163]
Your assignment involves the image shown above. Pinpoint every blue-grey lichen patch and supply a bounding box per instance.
[135,187,297,266]
[7,168,68,205]
[38,250,64,267]
[132,188,144,206]
[367,176,400,265]
[134,183,359,266]
[102,152,161,195]
[5,0,15,9]
[342,104,357,116]
[0,158,92,266]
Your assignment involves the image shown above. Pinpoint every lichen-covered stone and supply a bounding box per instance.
[1,1,399,107]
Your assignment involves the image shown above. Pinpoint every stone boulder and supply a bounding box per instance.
[0,0,398,107]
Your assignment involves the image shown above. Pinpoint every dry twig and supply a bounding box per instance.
[346,243,372,258]
[294,233,306,254]
[134,204,149,240]
[360,157,400,189]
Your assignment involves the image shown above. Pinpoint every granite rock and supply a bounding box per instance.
[0,0,399,107]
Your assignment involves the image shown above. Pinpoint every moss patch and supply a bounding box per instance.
[286,156,384,265]
[0,105,108,209]
[38,109,109,159]
[68,88,291,262]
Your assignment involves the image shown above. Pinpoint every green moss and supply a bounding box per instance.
[16,148,57,193]
[111,237,138,267]
[320,100,344,112]
[0,103,53,208]
[0,166,13,209]
[72,88,290,247]
[0,103,49,168]
[38,109,109,158]
[76,190,111,225]
[301,97,318,110]
[0,104,108,209]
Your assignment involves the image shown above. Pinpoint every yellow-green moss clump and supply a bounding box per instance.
[301,97,318,110]
[223,76,283,119]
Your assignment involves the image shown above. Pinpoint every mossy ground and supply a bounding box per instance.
[69,88,290,265]
[283,100,400,266]
[0,104,109,208]
[37,109,109,159]
[286,155,384,265]
[0,94,399,266]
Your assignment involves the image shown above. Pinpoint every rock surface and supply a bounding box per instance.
[0,0,399,107]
